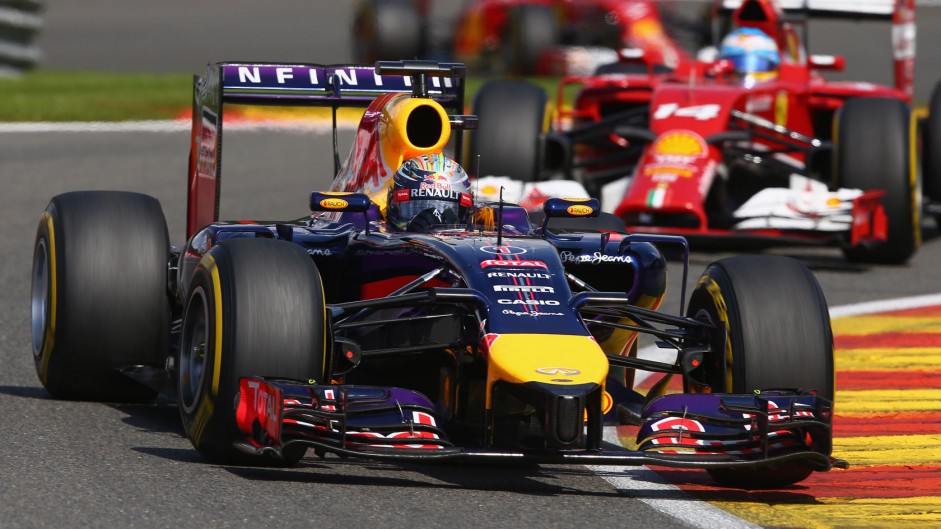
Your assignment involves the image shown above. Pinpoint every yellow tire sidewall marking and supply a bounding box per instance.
[703,276,733,392]
[37,211,57,384]
[204,254,224,397]
[190,253,223,445]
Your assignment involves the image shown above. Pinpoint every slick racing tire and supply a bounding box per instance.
[499,4,558,75]
[686,255,834,488]
[836,97,920,264]
[352,0,424,64]
[178,238,328,465]
[32,191,169,402]
[469,79,548,182]
[921,80,941,225]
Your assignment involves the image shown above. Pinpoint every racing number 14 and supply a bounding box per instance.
[653,103,721,121]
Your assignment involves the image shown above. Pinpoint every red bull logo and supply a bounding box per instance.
[420,173,451,191]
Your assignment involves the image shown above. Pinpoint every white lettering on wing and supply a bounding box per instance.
[276,67,294,84]
[238,66,261,84]
[335,69,358,85]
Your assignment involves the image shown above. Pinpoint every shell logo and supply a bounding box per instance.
[319,198,349,209]
[567,205,594,216]
[632,19,666,41]
[652,131,707,157]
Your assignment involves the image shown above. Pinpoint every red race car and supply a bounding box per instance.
[351,0,702,75]
[471,0,927,263]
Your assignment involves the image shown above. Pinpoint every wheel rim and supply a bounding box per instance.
[31,239,49,359]
[179,287,209,413]
[690,304,732,394]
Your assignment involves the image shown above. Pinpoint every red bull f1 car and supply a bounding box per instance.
[470,0,927,264]
[31,60,843,487]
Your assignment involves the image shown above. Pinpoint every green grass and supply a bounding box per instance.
[0,71,193,121]
[0,71,574,122]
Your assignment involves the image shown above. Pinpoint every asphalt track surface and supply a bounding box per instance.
[1,2,939,528]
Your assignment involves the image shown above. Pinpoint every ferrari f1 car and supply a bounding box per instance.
[351,0,703,75]
[31,60,843,487]
[470,0,925,264]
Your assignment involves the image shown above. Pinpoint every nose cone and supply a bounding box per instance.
[485,333,608,390]
[485,333,609,449]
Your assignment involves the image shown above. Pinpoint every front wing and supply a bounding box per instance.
[235,378,846,472]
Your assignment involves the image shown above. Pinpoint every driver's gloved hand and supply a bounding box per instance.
[406,208,457,233]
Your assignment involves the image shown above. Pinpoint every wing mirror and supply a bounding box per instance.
[543,197,600,219]
[309,192,372,213]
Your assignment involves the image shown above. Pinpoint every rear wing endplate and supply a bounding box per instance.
[186,61,466,238]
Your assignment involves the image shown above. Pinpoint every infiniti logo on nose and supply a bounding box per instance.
[535,367,581,376]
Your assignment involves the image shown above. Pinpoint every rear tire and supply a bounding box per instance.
[178,238,328,465]
[352,0,424,63]
[499,5,558,75]
[469,80,548,182]
[686,255,833,487]
[32,191,170,401]
[836,97,920,263]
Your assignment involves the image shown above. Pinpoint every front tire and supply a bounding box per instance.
[178,238,328,464]
[32,191,170,401]
[686,255,834,487]
[836,97,920,263]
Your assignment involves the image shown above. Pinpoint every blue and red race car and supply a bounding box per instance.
[470,0,926,263]
[31,60,841,487]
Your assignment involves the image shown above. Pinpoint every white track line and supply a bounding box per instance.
[592,428,763,529]
[829,292,941,319]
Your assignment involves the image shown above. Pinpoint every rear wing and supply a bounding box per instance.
[719,0,901,17]
[714,0,914,97]
[186,61,467,238]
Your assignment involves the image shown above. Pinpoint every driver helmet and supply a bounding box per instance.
[387,154,473,232]
[718,27,780,87]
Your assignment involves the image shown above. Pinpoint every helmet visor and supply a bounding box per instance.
[390,190,473,230]
[730,53,777,75]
